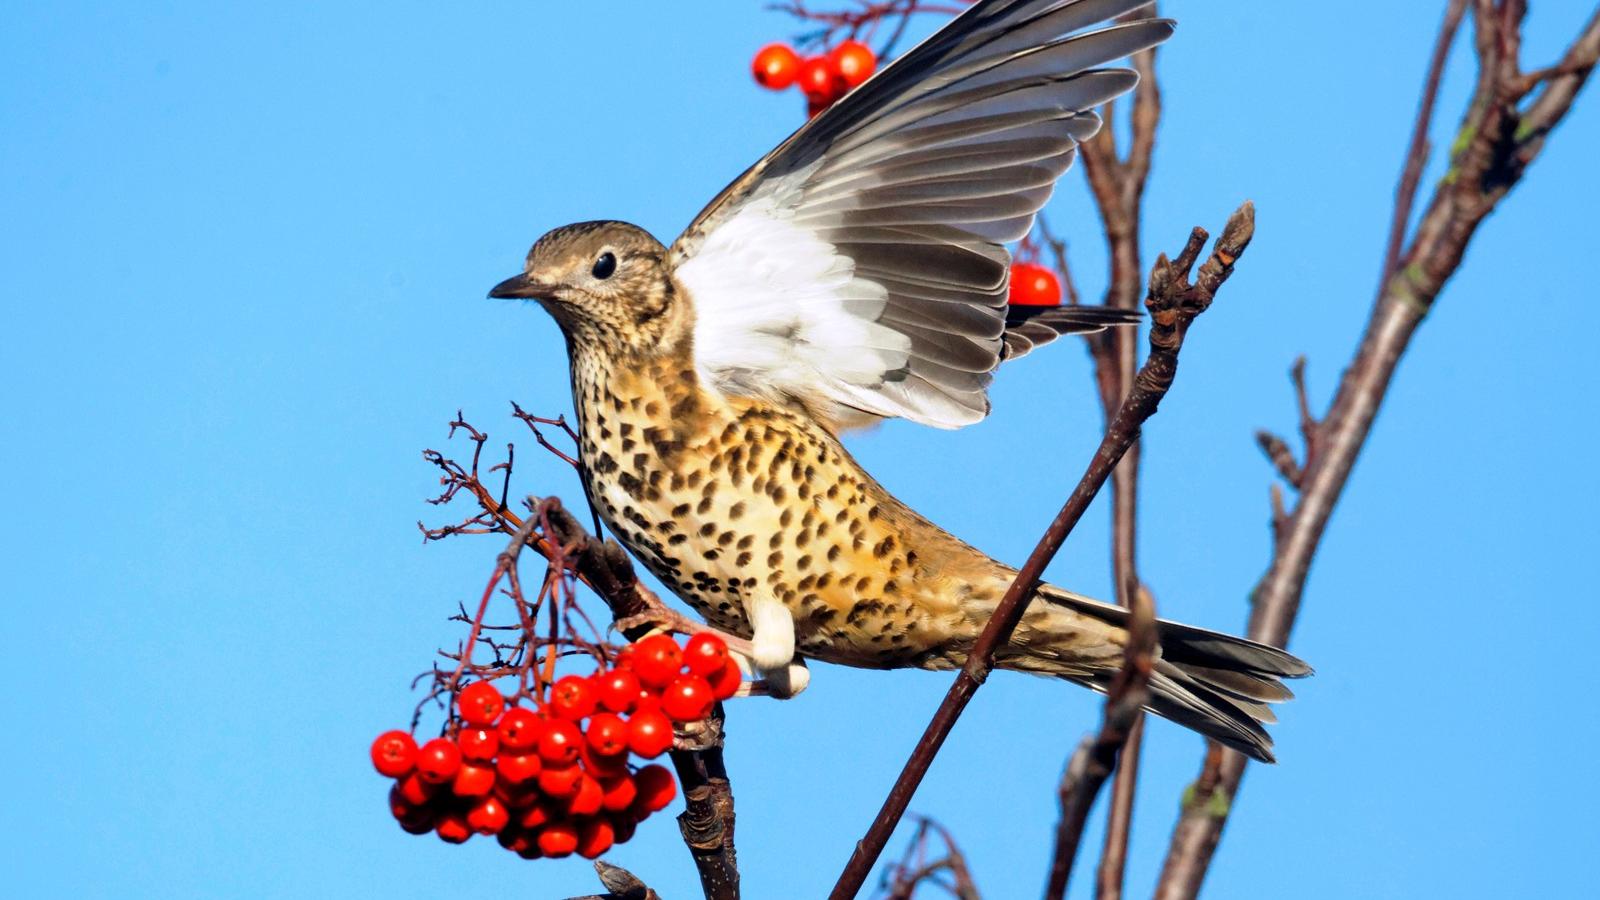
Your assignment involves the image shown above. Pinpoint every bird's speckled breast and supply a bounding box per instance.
[566,348,998,669]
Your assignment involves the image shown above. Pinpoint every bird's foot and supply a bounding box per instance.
[740,658,810,699]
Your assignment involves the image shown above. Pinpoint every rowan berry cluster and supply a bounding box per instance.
[370,632,740,859]
[751,40,878,116]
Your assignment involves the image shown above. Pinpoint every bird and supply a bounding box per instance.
[489,0,1310,762]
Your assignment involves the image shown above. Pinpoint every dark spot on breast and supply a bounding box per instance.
[847,599,884,625]
[729,502,746,520]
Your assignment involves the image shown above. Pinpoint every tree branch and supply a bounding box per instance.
[1154,6,1600,898]
[1042,583,1157,900]
[829,203,1255,900]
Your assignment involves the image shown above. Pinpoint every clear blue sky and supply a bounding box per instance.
[5,2,1597,898]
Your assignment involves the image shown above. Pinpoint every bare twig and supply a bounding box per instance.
[830,204,1255,900]
[877,817,983,900]
[1379,0,1471,292]
[1043,584,1157,900]
[1154,6,1600,898]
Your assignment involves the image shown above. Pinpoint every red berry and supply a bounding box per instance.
[456,681,505,726]
[633,688,662,715]
[497,706,545,752]
[495,776,543,809]
[436,810,472,844]
[635,764,678,813]
[388,784,417,820]
[1008,262,1062,307]
[568,774,604,817]
[799,55,840,105]
[580,742,629,779]
[396,771,437,806]
[611,812,638,845]
[627,709,675,758]
[600,774,637,813]
[550,675,598,722]
[706,657,742,701]
[467,796,510,835]
[539,764,583,799]
[577,817,616,859]
[538,718,583,766]
[752,43,801,90]
[398,810,435,835]
[585,713,629,757]
[538,820,580,858]
[661,675,715,722]
[370,730,418,778]
[683,633,730,677]
[497,827,534,854]
[415,737,462,784]
[594,669,641,714]
[456,726,499,761]
[496,751,543,785]
[452,761,496,798]
[830,39,877,89]
[519,799,555,830]
[631,635,683,689]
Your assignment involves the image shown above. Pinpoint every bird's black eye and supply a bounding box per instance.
[592,252,617,280]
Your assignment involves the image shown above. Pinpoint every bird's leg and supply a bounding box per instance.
[745,590,809,698]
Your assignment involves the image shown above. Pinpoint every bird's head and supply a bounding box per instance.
[489,220,684,358]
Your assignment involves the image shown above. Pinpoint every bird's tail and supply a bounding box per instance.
[1010,585,1312,763]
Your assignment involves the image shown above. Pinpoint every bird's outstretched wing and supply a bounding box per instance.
[671,0,1172,431]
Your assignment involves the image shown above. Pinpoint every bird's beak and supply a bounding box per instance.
[488,272,560,300]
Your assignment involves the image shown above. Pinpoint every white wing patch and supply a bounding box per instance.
[678,173,913,426]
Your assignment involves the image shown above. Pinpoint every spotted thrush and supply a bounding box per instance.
[490,0,1309,761]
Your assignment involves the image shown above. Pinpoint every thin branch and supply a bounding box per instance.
[1154,6,1600,898]
[829,204,1255,900]
[1379,0,1470,294]
[1043,583,1157,900]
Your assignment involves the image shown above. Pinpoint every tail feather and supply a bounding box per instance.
[1034,585,1311,763]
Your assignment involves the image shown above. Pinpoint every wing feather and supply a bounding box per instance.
[673,0,1171,429]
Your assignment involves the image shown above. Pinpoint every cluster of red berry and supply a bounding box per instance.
[370,633,741,859]
[752,40,878,116]
[1008,263,1063,307]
